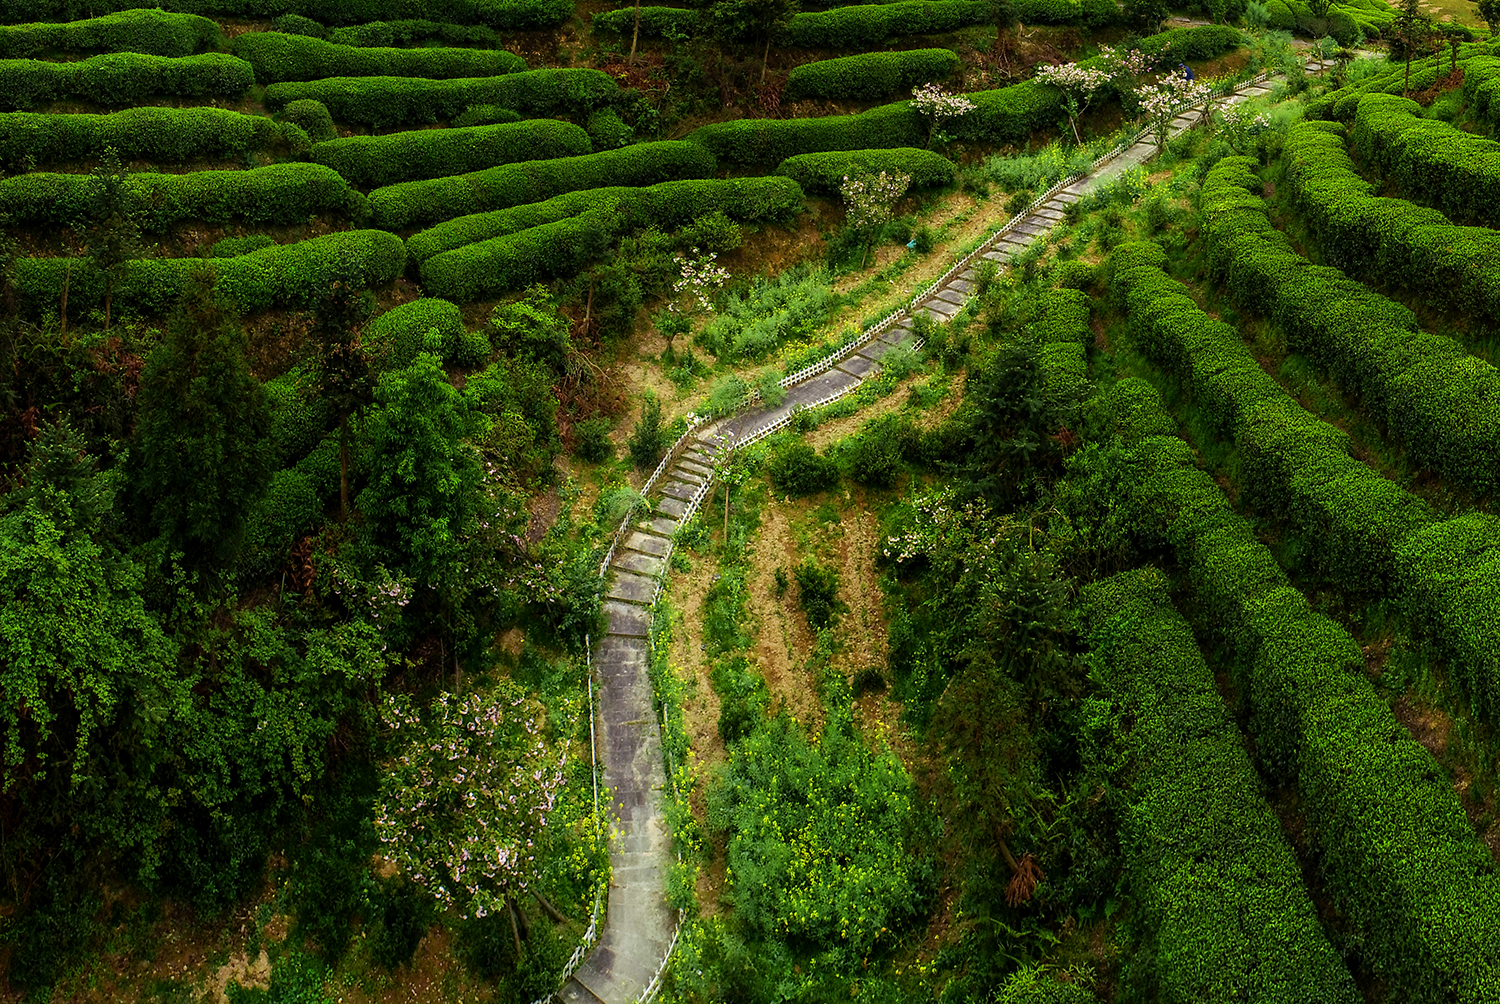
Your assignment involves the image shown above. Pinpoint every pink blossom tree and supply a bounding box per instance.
[375,682,569,954]
[840,170,912,268]
[909,82,978,147]
[1035,62,1112,145]
[1134,71,1214,154]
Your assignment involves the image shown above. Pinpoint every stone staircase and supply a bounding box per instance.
[557,59,1332,1004]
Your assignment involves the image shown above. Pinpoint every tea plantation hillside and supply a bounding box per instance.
[8,0,1500,1001]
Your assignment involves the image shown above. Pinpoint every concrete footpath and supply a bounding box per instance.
[555,57,1331,1004]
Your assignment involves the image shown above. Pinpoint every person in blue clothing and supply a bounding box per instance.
[1179,62,1195,81]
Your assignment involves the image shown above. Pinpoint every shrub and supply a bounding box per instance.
[785,48,960,101]
[231,30,524,84]
[768,440,838,495]
[629,392,669,469]
[365,297,466,371]
[0,163,365,228]
[314,118,589,189]
[586,107,633,149]
[0,51,253,109]
[273,12,325,36]
[795,559,844,631]
[12,229,404,319]
[0,106,277,171]
[695,264,835,360]
[1201,154,1500,496]
[263,67,616,128]
[0,9,221,58]
[281,97,337,142]
[0,0,572,28]
[842,412,917,486]
[450,103,522,126]
[1079,568,1358,1002]
[242,468,321,572]
[688,101,928,167]
[775,147,955,193]
[414,177,804,300]
[785,1,1000,48]
[208,234,277,257]
[572,417,614,462]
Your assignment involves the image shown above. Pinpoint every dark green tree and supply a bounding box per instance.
[130,268,271,569]
[1477,0,1500,35]
[83,146,149,333]
[959,339,1067,506]
[310,280,375,522]
[359,346,483,589]
[709,0,800,83]
[1123,0,1170,34]
[1393,0,1434,95]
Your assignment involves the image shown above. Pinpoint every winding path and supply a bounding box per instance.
[555,59,1331,1004]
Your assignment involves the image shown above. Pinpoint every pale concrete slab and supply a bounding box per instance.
[933,287,967,306]
[659,479,697,501]
[640,514,680,536]
[622,531,669,557]
[606,569,656,604]
[604,600,650,637]
[838,353,878,379]
[613,550,665,577]
[654,495,688,519]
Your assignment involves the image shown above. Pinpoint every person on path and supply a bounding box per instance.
[1179,63,1195,81]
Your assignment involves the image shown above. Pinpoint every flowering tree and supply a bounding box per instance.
[1096,44,1153,91]
[1215,104,1271,153]
[670,247,730,316]
[1034,62,1111,145]
[1134,71,1214,154]
[840,170,911,268]
[909,82,977,147]
[376,682,568,952]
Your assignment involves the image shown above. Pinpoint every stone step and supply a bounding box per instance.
[603,600,650,637]
[606,569,656,605]
[837,354,877,379]
[622,530,669,557]
[658,479,698,501]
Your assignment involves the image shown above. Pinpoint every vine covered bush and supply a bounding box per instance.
[0,51,254,109]
[370,140,716,230]
[313,118,590,188]
[263,67,617,128]
[0,9,222,57]
[785,48,960,101]
[231,30,524,83]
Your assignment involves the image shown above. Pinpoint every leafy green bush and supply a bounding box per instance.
[0,163,365,228]
[710,715,923,961]
[786,48,960,101]
[775,147,954,194]
[768,440,838,495]
[1201,154,1500,496]
[264,67,616,129]
[590,5,703,36]
[1080,568,1358,1002]
[629,392,669,469]
[0,0,573,28]
[280,97,337,142]
[365,297,466,371]
[231,30,524,83]
[416,178,803,302]
[586,107,633,149]
[0,51,253,109]
[371,140,714,230]
[842,412,917,487]
[209,234,278,257]
[313,118,589,189]
[572,417,614,462]
[695,266,836,360]
[325,17,508,45]
[0,106,278,171]
[795,558,844,631]
[0,9,221,58]
[787,1,1006,48]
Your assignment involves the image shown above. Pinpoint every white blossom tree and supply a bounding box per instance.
[375,681,569,954]
[840,170,912,268]
[1134,71,1214,154]
[909,82,978,147]
[1214,104,1271,153]
[1035,62,1112,145]
[670,246,730,316]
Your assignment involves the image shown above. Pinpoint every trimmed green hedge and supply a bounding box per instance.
[1065,413,1500,1004]
[774,147,954,193]
[0,0,572,28]
[686,26,1238,165]
[1200,155,1500,496]
[0,163,364,227]
[0,106,278,170]
[590,5,701,36]
[1284,117,1500,326]
[1080,568,1358,1003]
[1109,240,1437,597]
[408,175,802,264]
[231,30,523,83]
[370,139,715,231]
[786,48,959,101]
[1462,54,1500,127]
[312,118,590,188]
[0,51,253,109]
[417,176,804,301]
[263,67,617,128]
[1305,43,1492,120]
[782,0,1107,47]
[0,9,222,58]
[11,230,404,319]
[1036,287,1090,418]
[1350,93,1500,229]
